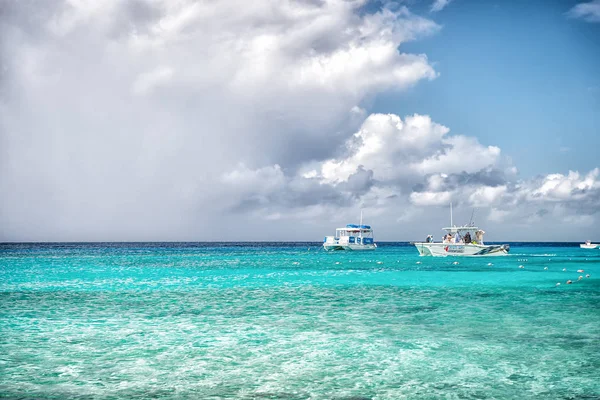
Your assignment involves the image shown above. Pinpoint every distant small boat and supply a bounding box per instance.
[323,212,377,251]
[580,240,600,249]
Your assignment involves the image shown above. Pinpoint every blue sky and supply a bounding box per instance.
[1,0,599,241]
[373,0,600,178]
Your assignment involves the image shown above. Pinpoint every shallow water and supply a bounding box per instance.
[1,242,599,399]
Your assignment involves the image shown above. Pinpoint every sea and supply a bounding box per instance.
[0,242,598,399]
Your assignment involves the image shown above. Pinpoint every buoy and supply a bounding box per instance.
[562,268,567,272]
[586,274,590,278]
[377,261,383,264]
[519,265,524,269]
[453,261,459,265]
[544,267,548,270]
[487,263,493,266]
[335,262,340,265]
[577,269,584,273]
[416,261,422,264]
[566,280,573,284]
[556,282,561,286]
[578,276,583,281]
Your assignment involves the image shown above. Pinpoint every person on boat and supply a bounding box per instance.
[426,235,433,243]
[454,232,461,243]
[475,230,485,245]
[464,231,472,244]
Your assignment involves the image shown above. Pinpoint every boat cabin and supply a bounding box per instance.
[334,224,374,244]
[440,226,485,244]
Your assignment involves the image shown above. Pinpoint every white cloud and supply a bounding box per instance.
[431,0,453,13]
[132,66,174,95]
[567,1,600,22]
[1,1,599,241]
[527,169,599,202]
[468,185,507,206]
[415,136,501,176]
[227,111,600,238]
[488,208,510,222]
[317,113,500,184]
[0,0,441,241]
[410,191,452,206]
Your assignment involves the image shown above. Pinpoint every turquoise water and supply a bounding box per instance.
[1,242,599,399]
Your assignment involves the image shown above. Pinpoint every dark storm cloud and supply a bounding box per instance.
[412,167,508,194]
[228,170,374,214]
[106,0,165,39]
[338,166,375,196]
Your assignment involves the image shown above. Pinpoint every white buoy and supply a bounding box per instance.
[519,265,524,269]
[487,263,493,266]
[578,276,583,281]
[544,267,548,270]
[577,269,584,273]
[377,261,383,264]
[453,261,459,265]
[566,280,573,284]
[416,261,422,264]
[586,274,590,278]
[556,282,561,286]
[335,261,340,265]
[562,268,567,272]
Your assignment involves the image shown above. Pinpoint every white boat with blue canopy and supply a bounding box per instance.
[323,222,377,251]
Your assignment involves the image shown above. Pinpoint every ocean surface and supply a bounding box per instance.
[1,242,599,399]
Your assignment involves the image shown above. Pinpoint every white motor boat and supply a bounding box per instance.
[323,213,377,251]
[413,205,509,257]
[580,240,599,249]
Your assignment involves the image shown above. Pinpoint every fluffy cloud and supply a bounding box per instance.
[567,1,600,22]
[528,169,599,202]
[317,113,503,186]
[1,0,599,241]
[224,110,600,239]
[0,0,440,241]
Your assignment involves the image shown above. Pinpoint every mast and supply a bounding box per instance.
[359,209,363,238]
[450,202,453,227]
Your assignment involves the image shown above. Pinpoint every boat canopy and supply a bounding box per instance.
[346,224,371,229]
[442,226,481,233]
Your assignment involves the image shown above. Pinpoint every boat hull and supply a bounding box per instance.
[323,243,377,251]
[580,244,599,249]
[414,242,509,257]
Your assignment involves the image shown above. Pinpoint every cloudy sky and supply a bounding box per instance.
[1,0,599,242]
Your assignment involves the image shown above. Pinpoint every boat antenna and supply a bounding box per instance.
[469,208,476,226]
[450,202,453,227]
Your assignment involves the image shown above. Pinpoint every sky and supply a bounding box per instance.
[0,0,599,242]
